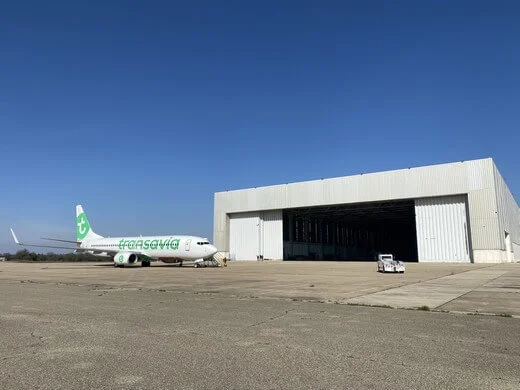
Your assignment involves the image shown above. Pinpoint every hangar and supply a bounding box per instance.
[214,158,520,263]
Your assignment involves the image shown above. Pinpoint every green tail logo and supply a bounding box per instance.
[76,212,91,240]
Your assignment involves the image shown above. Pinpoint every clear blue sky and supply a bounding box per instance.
[1,1,519,253]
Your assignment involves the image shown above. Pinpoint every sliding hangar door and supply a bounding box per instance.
[229,211,283,261]
[228,195,471,262]
[414,196,471,262]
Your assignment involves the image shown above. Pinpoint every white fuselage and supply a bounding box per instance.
[81,235,217,262]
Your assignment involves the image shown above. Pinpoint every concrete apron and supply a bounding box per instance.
[346,265,512,312]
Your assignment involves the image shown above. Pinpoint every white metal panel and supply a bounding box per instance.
[261,210,283,260]
[466,188,501,250]
[229,212,259,261]
[513,243,520,261]
[216,159,492,215]
[493,163,520,259]
[415,196,470,262]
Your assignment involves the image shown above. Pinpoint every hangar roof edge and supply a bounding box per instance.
[215,157,494,195]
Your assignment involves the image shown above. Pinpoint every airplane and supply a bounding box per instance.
[10,205,218,267]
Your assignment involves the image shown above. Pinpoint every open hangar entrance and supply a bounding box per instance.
[227,195,471,262]
[283,200,418,261]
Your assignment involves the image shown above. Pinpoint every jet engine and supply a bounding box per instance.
[114,252,139,267]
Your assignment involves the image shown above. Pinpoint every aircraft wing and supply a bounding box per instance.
[11,228,122,256]
[41,237,82,244]
[81,247,120,255]
[10,229,80,251]
[74,248,120,256]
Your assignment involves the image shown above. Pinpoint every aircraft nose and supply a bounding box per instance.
[207,245,218,256]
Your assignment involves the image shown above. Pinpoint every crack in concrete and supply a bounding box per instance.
[249,309,296,327]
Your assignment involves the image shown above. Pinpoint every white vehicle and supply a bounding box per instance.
[377,254,405,273]
[10,205,218,268]
[194,258,219,268]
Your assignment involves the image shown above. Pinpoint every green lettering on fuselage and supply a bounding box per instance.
[115,237,181,251]
[170,239,180,250]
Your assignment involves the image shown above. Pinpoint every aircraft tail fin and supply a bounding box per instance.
[76,205,103,241]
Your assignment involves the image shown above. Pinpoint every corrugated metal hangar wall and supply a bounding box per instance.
[216,159,519,263]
